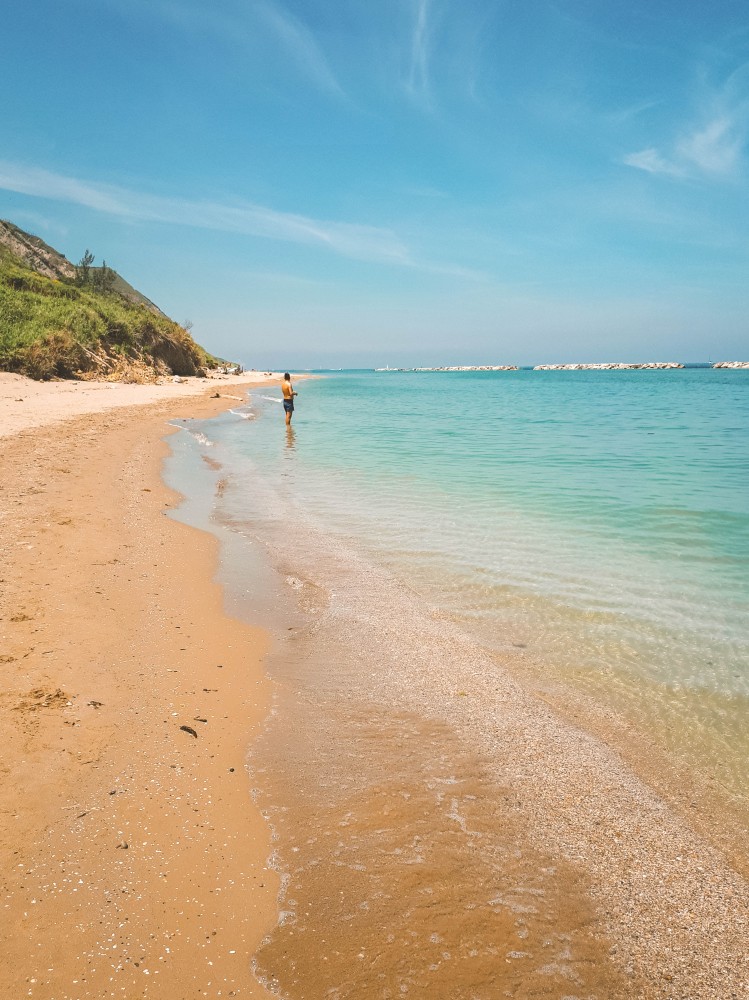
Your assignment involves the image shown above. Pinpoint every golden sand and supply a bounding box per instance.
[0,376,279,999]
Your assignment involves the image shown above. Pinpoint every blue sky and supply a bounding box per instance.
[2,0,748,367]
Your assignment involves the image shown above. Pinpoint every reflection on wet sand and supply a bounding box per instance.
[252,702,630,999]
[231,524,749,1000]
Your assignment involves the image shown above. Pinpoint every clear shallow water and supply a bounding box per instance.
[231,372,746,663]
[164,369,749,998]
[176,369,749,796]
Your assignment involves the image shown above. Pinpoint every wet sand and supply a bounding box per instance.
[228,503,749,1000]
[0,375,282,999]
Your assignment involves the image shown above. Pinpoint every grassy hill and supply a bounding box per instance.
[0,220,219,381]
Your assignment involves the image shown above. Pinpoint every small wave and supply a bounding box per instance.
[262,395,284,404]
[230,408,255,420]
[188,431,214,447]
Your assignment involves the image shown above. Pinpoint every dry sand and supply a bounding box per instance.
[0,370,280,439]
[0,374,283,999]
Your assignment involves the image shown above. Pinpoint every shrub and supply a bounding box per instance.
[14,330,88,380]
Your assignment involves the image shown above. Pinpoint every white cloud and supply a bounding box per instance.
[622,66,748,182]
[676,115,743,175]
[621,147,685,178]
[624,110,746,181]
[0,162,411,266]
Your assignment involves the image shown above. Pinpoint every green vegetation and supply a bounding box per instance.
[0,238,215,381]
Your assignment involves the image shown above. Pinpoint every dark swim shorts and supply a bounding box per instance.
[283,398,294,413]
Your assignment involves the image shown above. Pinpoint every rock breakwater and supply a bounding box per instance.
[533,362,683,370]
[415,365,519,372]
[374,365,519,372]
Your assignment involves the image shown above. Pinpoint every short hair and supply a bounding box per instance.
[283,372,291,380]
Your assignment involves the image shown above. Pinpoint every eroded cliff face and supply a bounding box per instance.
[0,220,76,281]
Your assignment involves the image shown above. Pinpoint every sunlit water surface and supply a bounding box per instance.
[165,368,748,998]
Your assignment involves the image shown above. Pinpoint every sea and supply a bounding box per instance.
[164,367,749,997]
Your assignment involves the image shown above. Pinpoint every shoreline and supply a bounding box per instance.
[0,375,286,999]
[223,487,749,999]
[0,370,282,439]
[3,371,748,998]
[185,384,749,998]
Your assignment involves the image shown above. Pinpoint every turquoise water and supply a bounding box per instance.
[163,368,749,996]
[180,369,749,800]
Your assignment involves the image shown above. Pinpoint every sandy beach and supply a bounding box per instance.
[2,371,748,1000]
[0,374,282,999]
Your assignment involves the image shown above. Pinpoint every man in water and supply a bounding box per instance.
[281,372,297,426]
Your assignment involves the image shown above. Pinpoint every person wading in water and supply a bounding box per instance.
[282,372,297,426]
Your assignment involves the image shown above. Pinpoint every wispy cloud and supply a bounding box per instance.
[676,115,744,174]
[621,147,686,178]
[623,68,749,180]
[0,162,410,266]
[605,98,662,126]
[90,0,344,97]
[624,112,746,179]
[251,0,344,97]
[404,0,434,105]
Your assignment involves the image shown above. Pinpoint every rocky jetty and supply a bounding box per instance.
[374,361,748,374]
[375,365,518,372]
[414,365,519,372]
[533,362,683,371]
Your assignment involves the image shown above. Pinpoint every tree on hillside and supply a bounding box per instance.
[76,249,95,285]
[76,251,116,293]
[92,259,116,293]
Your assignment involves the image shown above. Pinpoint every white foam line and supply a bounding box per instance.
[188,431,214,447]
